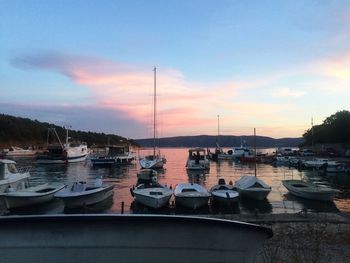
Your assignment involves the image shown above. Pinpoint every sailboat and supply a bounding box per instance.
[234,128,272,200]
[139,67,166,169]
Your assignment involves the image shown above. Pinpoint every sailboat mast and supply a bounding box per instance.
[217,115,220,145]
[153,67,157,157]
[254,128,257,177]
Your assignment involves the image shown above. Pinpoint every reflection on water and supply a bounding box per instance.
[2,148,349,215]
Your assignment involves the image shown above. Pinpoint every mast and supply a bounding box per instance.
[254,128,257,177]
[217,115,220,146]
[153,67,157,157]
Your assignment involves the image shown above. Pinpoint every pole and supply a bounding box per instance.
[217,115,220,146]
[254,128,257,177]
[153,67,156,157]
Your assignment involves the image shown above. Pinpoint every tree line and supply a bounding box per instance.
[302,110,350,145]
[0,114,136,147]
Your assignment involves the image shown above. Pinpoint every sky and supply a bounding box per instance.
[1,0,350,139]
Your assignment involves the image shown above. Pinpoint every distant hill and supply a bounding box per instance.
[0,113,136,147]
[136,135,304,148]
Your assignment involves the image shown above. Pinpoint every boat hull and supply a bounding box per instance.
[134,191,172,209]
[55,185,114,208]
[139,158,164,169]
[0,214,272,263]
[211,190,239,203]
[238,188,271,201]
[2,184,65,209]
[175,195,210,209]
[282,180,337,201]
[36,154,88,164]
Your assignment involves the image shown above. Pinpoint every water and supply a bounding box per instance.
[4,148,350,215]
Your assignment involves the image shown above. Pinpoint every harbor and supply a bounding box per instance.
[1,148,349,215]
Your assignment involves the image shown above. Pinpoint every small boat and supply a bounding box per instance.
[139,67,166,169]
[54,179,114,208]
[234,176,272,201]
[282,179,339,201]
[131,182,173,209]
[174,183,211,209]
[36,128,89,164]
[90,145,136,166]
[186,148,210,170]
[136,169,158,181]
[210,178,239,204]
[0,214,273,263]
[140,154,166,169]
[0,159,30,193]
[1,146,36,157]
[1,182,65,209]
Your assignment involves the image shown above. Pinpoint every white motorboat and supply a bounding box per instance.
[282,179,339,201]
[140,154,166,169]
[131,182,173,209]
[1,146,36,157]
[139,67,166,169]
[36,128,89,164]
[174,183,210,209]
[1,182,65,209]
[302,158,337,169]
[0,159,30,193]
[54,179,114,208]
[0,214,273,263]
[186,148,210,170]
[210,178,239,204]
[234,176,272,201]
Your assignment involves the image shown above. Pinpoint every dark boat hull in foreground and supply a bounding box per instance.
[0,214,272,263]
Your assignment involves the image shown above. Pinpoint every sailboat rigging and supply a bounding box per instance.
[139,67,166,169]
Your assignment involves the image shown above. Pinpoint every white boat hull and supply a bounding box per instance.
[2,183,65,209]
[139,157,164,169]
[0,214,272,263]
[36,154,88,164]
[175,196,210,209]
[211,190,239,203]
[134,191,172,209]
[55,185,114,208]
[283,180,337,201]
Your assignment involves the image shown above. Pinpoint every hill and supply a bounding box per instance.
[136,135,304,148]
[0,114,135,148]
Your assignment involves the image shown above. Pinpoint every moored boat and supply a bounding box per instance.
[54,179,114,208]
[282,179,338,201]
[235,176,271,201]
[186,148,210,171]
[36,128,89,164]
[0,159,30,193]
[131,182,173,209]
[1,146,36,157]
[210,178,239,204]
[1,182,65,209]
[174,183,210,209]
[0,214,273,263]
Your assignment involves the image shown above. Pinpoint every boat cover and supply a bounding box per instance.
[234,176,270,189]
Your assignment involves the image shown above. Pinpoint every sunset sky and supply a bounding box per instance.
[1,0,349,139]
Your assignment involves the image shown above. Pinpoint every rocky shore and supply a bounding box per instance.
[204,212,350,263]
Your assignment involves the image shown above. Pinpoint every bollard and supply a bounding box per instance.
[121,201,124,214]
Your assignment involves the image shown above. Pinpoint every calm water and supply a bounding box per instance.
[4,148,350,215]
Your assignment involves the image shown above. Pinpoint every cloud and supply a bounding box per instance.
[271,87,305,98]
[10,51,311,138]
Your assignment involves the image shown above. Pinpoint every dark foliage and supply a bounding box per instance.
[302,110,350,145]
[0,114,136,146]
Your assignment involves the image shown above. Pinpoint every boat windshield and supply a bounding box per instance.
[7,164,18,174]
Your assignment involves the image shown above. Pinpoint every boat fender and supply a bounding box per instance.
[169,185,172,190]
